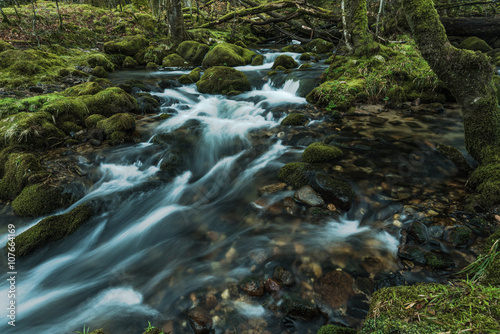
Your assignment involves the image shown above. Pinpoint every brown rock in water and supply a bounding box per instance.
[258,182,287,195]
[240,277,265,297]
[188,307,213,334]
[273,267,296,287]
[264,277,282,295]
[314,270,354,308]
[294,185,325,206]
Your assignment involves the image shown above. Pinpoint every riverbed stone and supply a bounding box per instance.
[302,142,342,163]
[273,267,296,287]
[314,270,354,308]
[445,225,472,246]
[281,113,308,126]
[264,277,281,294]
[281,295,319,321]
[187,307,213,334]
[271,55,298,69]
[407,221,428,244]
[240,277,265,297]
[196,66,251,94]
[424,250,455,269]
[294,185,325,206]
[311,173,355,211]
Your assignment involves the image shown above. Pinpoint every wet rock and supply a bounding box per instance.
[29,86,44,93]
[264,278,281,295]
[355,277,375,296]
[258,183,287,195]
[273,267,296,287]
[188,307,213,334]
[397,245,426,265]
[240,277,265,297]
[368,116,387,126]
[314,270,354,308]
[278,162,316,189]
[445,225,472,247]
[281,295,319,321]
[347,294,369,319]
[281,113,308,126]
[158,79,181,90]
[436,143,473,175]
[311,173,355,211]
[302,142,342,163]
[407,221,428,244]
[284,196,299,215]
[424,250,455,269]
[294,185,325,206]
[374,272,406,291]
[196,66,251,95]
[427,223,445,239]
[89,139,102,146]
[271,55,298,70]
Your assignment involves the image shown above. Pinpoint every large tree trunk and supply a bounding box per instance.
[344,0,379,56]
[166,0,186,47]
[402,0,500,162]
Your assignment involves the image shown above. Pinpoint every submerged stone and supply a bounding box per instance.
[311,173,355,211]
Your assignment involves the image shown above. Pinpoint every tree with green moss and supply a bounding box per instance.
[342,0,379,56]
[165,0,186,47]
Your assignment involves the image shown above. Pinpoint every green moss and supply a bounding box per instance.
[41,98,88,123]
[307,79,365,111]
[196,66,250,95]
[0,94,63,115]
[282,45,306,53]
[179,67,202,84]
[0,112,65,148]
[81,53,115,72]
[97,113,135,135]
[459,37,492,53]
[362,282,500,333]
[0,40,13,52]
[92,66,108,78]
[251,54,264,66]
[12,184,75,217]
[278,162,315,189]
[176,40,210,66]
[281,113,308,126]
[13,203,94,257]
[146,62,158,70]
[103,35,150,56]
[272,55,298,70]
[109,130,127,146]
[63,82,103,97]
[299,63,313,70]
[0,153,41,200]
[306,38,334,54]
[85,114,106,128]
[267,70,277,76]
[82,87,138,117]
[162,53,187,67]
[302,142,342,163]
[122,56,139,68]
[424,251,454,269]
[201,43,256,68]
[60,121,82,134]
[317,324,357,334]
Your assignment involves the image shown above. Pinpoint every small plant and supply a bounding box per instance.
[458,238,500,283]
[76,325,91,334]
[144,321,165,334]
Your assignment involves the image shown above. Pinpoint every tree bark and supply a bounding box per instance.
[402,0,500,162]
[344,0,378,56]
[166,0,186,47]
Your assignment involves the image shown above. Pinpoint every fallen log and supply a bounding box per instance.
[440,17,500,38]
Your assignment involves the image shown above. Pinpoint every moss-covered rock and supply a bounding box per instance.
[143,44,170,65]
[81,53,115,72]
[12,184,75,217]
[299,52,318,61]
[103,35,150,56]
[82,87,138,116]
[122,56,139,68]
[41,98,88,123]
[307,79,365,111]
[85,114,106,128]
[0,112,65,148]
[282,45,306,53]
[272,55,298,69]
[60,121,82,134]
[196,66,250,94]
[311,173,355,211]
[14,203,94,257]
[306,38,334,53]
[162,53,188,67]
[136,93,160,114]
[299,63,313,70]
[97,113,136,135]
[0,40,13,52]
[176,40,210,65]
[459,37,492,53]
[92,66,108,78]
[278,162,317,189]
[361,282,500,333]
[63,82,103,97]
[317,324,357,334]
[281,113,308,126]
[302,142,342,163]
[146,62,158,70]
[0,153,41,200]
[179,67,202,84]
[201,43,256,68]
[251,54,264,66]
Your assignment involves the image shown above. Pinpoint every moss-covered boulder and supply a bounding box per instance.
[282,45,306,53]
[196,66,250,94]
[311,173,355,211]
[82,87,138,116]
[143,44,170,65]
[0,112,65,148]
[272,55,298,70]
[278,162,317,189]
[281,113,308,126]
[317,324,357,334]
[41,98,88,124]
[179,67,202,84]
[459,36,492,53]
[103,35,150,56]
[81,53,115,72]
[306,38,334,54]
[251,54,264,66]
[300,52,318,61]
[162,53,188,67]
[122,56,139,68]
[85,114,106,128]
[0,153,41,200]
[302,142,342,163]
[307,79,365,111]
[360,282,500,333]
[12,184,76,217]
[146,62,158,70]
[63,82,103,97]
[97,113,136,135]
[176,40,210,66]
[14,203,94,257]
[92,66,108,78]
[201,43,256,68]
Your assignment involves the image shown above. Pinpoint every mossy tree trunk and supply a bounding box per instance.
[402,0,500,162]
[343,0,379,56]
[166,0,186,47]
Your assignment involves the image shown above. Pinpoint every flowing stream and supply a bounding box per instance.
[0,49,471,334]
